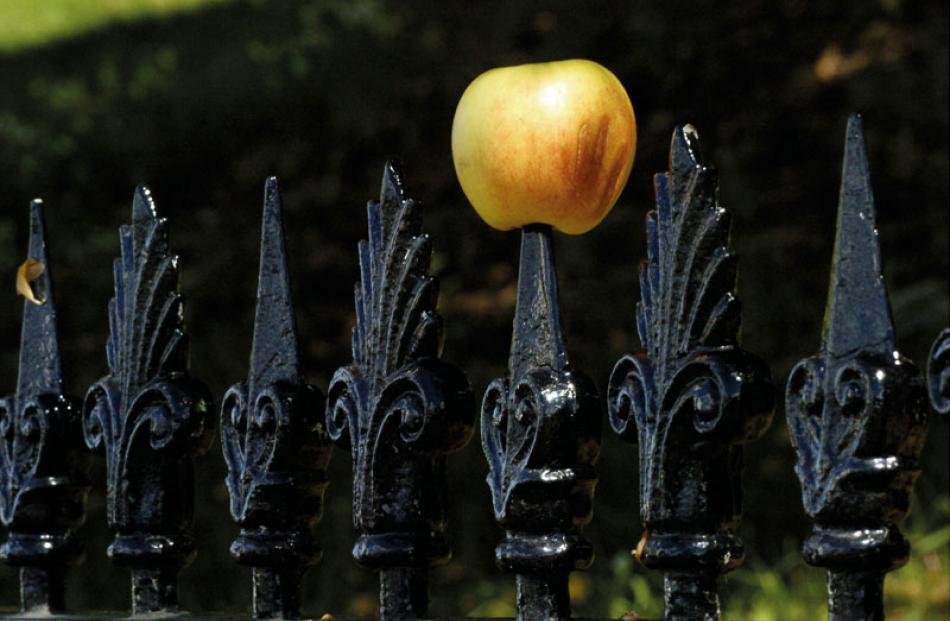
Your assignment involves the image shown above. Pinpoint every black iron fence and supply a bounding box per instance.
[1,115,947,621]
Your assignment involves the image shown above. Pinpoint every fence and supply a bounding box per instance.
[1,114,947,621]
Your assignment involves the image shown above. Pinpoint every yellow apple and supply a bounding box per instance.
[452,59,636,235]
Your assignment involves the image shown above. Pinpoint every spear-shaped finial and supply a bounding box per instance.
[786,115,929,621]
[480,222,601,621]
[822,114,896,360]
[249,177,301,392]
[509,225,569,380]
[221,177,331,620]
[16,200,64,399]
[2,200,88,615]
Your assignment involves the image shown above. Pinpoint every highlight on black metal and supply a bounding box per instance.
[325,161,475,620]
[1,201,88,615]
[785,114,929,621]
[481,223,602,621]
[82,187,215,616]
[221,177,332,620]
[606,124,774,621]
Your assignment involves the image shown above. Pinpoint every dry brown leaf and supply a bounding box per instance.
[15,258,45,305]
[634,528,649,562]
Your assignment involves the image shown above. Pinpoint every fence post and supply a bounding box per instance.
[0,201,89,614]
[785,114,929,621]
[481,224,602,621]
[326,162,475,620]
[606,125,774,621]
[221,177,332,619]
[82,187,216,616]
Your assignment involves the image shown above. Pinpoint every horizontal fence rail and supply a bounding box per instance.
[1,115,947,621]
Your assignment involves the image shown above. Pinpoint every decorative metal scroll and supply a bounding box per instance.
[221,177,332,619]
[928,328,950,418]
[607,125,774,621]
[481,224,602,621]
[0,201,88,614]
[326,162,475,620]
[82,187,215,616]
[785,114,929,621]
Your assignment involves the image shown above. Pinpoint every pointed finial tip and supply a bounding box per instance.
[29,199,45,222]
[845,113,867,144]
[264,176,282,206]
[672,124,705,168]
[132,184,158,221]
[823,111,894,357]
[27,200,48,259]
[381,160,407,201]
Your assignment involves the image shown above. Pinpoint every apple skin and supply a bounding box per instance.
[452,59,636,235]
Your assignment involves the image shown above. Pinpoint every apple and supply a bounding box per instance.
[451,59,636,235]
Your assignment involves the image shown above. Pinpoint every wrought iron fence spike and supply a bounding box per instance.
[822,113,896,360]
[927,327,950,417]
[1,200,89,615]
[221,177,331,620]
[786,115,929,621]
[83,187,215,616]
[326,161,475,620]
[250,176,302,389]
[17,200,63,395]
[608,124,774,621]
[482,223,602,621]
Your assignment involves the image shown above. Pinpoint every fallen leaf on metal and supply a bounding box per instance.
[15,258,45,305]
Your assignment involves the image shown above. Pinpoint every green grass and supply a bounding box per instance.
[598,496,950,621]
[460,507,950,621]
[0,0,232,52]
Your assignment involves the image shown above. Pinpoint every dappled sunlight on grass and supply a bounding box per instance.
[600,496,950,620]
[0,0,233,52]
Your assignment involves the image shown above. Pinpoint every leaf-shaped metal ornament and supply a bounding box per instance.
[220,177,332,620]
[480,225,602,621]
[607,126,773,621]
[326,162,475,620]
[0,201,88,614]
[785,115,929,621]
[82,187,215,616]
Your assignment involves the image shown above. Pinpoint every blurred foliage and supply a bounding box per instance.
[0,0,232,52]
[0,0,947,618]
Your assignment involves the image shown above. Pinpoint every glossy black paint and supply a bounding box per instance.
[785,115,929,621]
[607,126,774,621]
[82,188,216,616]
[221,178,332,619]
[927,328,950,417]
[481,225,602,621]
[326,162,476,620]
[0,201,89,614]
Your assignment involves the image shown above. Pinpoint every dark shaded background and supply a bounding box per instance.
[1,0,947,617]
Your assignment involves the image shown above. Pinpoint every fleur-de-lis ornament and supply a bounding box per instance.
[607,126,774,621]
[326,162,475,620]
[927,328,949,417]
[786,115,929,621]
[83,187,215,616]
[481,224,602,621]
[221,178,332,619]
[1,201,88,614]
